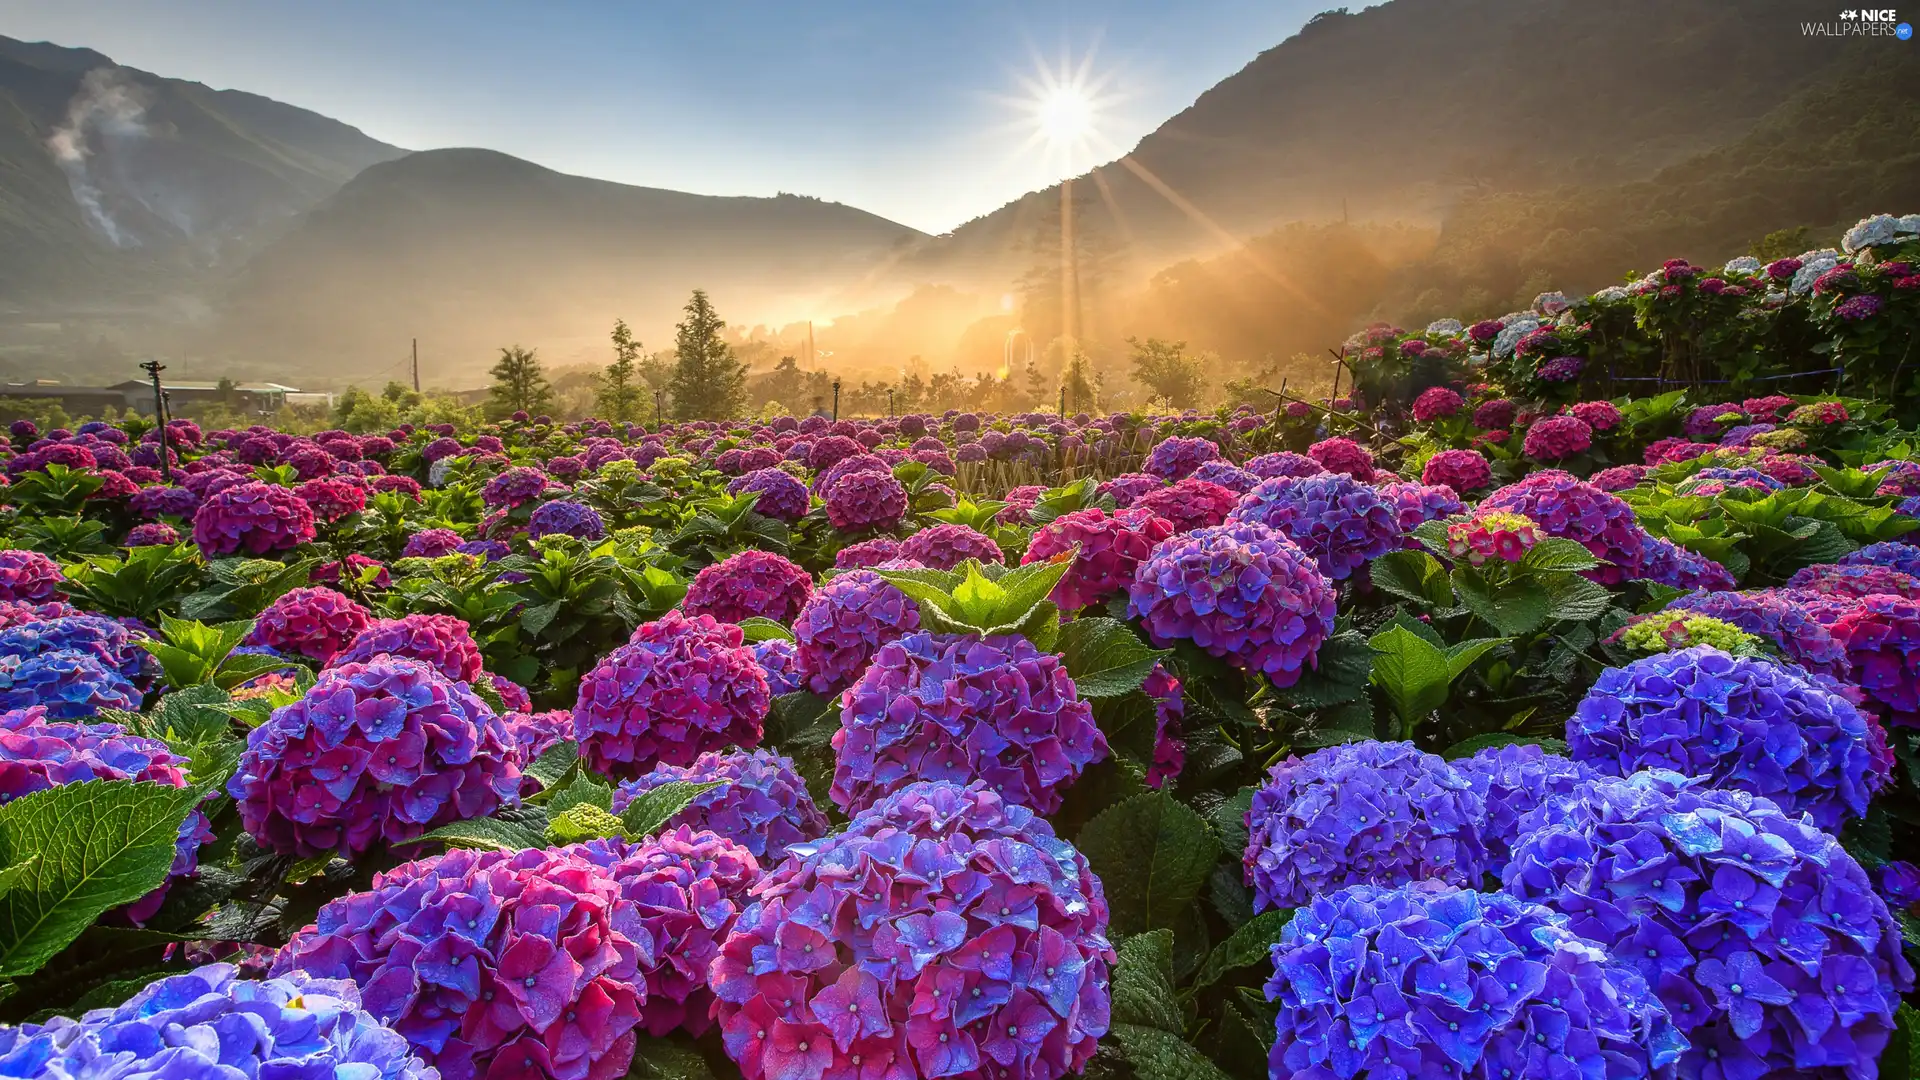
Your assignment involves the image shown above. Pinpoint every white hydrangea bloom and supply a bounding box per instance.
[1790,250,1841,294]
[1898,214,1920,235]
[1533,291,1572,315]
[1592,285,1631,303]
[1764,289,1788,306]
[1842,214,1899,254]
[1424,318,1464,336]
[428,457,458,488]
[1492,317,1540,359]
[1723,256,1762,275]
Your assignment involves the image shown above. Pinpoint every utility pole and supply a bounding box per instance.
[411,339,420,394]
[140,359,171,481]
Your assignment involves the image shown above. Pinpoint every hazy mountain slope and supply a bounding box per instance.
[211,148,928,382]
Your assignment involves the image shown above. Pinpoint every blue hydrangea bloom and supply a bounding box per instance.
[0,614,155,692]
[1453,742,1598,878]
[0,649,138,719]
[1567,646,1887,832]
[1266,882,1684,1080]
[527,499,606,540]
[1840,540,1920,578]
[750,638,803,696]
[1227,473,1401,580]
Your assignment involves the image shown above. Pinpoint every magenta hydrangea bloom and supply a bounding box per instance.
[684,550,814,624]
[752,638,804,696]
[1245,741,1489,911]
[1133,476,1237,533]
[806,434,864,473]
[1245,451,1325,481]
[1569,646,1887,831]
[296,477,368,523]
[191,482,317,558]
[1227,474,1401,580]
[899,523,1003,570]
[824,469,908,532]
[125,521,180,546]
[1143,435,1221,481]
[481,466,551,510]
[1307,436,1374,480]
[729,467,811,523]
[1503,771,1913,1080]
[1143,663,1184,790]
[401,527,464,559]
[1190,461,1257,494]
[833,536,903,569]
[502,708,574,770]
[831,631,1107,816]
[711,781,1113,1080]
[1021,506,1176,613]
[332,613,486,683]
[246,586,373,665]
[129,484,201,520]
[1591,464,1650,492]
[1786,562,1920,600]
[1522,414,1594,461]
[0,716,211,923]
[1830,594,1920,723]
[1411,385,1464,421]
[572,610,770,777]
[1668,589,1852,680]
[230,654,519,858]
[1420,448,1492,492]
[1375,480,1463,539]
[792,569,920,696]
[814,453,894,497]
[0,549,63,604]
[612,748,828,862]
[1128,522,1336,685]
[1479,470,1649,584]
[1097,471,1166,507]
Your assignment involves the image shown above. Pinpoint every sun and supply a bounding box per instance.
[1036,85,1095,144]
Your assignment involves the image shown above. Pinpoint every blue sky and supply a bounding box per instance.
[0,0,1324,233]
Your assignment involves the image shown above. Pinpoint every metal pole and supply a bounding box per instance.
[832,379,841,421]
[412,339,420,393]
[140,359,171,481]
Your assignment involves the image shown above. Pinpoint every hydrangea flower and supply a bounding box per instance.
[1839,540,1920,578]
[1568,646,1886,831]
[0,613,154,690]
[1523,414,1594,460]
[1473,398,1518,430]
[1411,385,1463,421]
[1445,511,1540,565]
[1245,741,1489,911]
[573,610,769,777]
[711,781,1113,1080]
[831,631,1107,816]
[125,521,180,546]
[481,466,551,510]
[1227,474,1401,580]
[1096,471,1165,507]
[528,499,607,541]
[1615,611,1763,656]
[1143,663,1184,790]
[1420,448,1492,492]
[683,550,814,625]
[1479,470,1649,584]
[1128,522,1336,686]
[824,470,907,532]
[1266,881,1683,1080]
[1376,481,1463,539]
[1639,536,1739,591]
[833,536,903,569]
[297,476,368,522]
[333,613,486,683]
[129,484,201,520]
[611,748,829,862]
[792,569,920,696]
[1453,742,1597,876]
[247,586,373,665]
[0,717,211,921]
[0,965,436,1080]
[1503,771,1913,1080]
[753,638,804,696]
[1829,594,1920,723]
[1021,506,1176,613]
[899,523,1003,570]
[1143,435,1221,481]
[401,527,465,559]
[1133,477,1238,533]
[0,648,140,719]
[1245,452,1325,481]
[502,708,574,771]
[191,482,317,557]
[0,549,63,604]
[231,654,520,857]
[1307,436,1375,480]
[1785,562,1920,600]
[1190,460,1258,493]
[729,467,811,523]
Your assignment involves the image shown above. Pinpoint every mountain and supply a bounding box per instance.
[209,148,927,382]
[917,0,1916,281]
[0,34,405,303]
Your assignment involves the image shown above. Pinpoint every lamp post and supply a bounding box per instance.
[139,359,171,481]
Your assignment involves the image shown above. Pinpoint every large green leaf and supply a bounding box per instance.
[523,741,581,791]
[1539,574,1615,624]
[1367,625,1450,730]
[1268,630,1372,710]
[1519,538,1602,572]
[735,617,795,643]
[1441,733,1570,759]
[626,1034,722,1080]
[1883,1003,1919,1080]
[1056,617,1168,698]
[1112,1025,1236,1080]
[401,814,549,852]
[1078,793,1219,934]
[1368,550,1451,606]
[0,780,203,977]
[618,781,722,838]
[1190,908,1293,991]
[1451,569,1550,636]
[1110,930,1235,1080]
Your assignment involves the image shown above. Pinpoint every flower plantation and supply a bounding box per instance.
[1,216,1920,1080]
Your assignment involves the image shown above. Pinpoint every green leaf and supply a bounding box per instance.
[618,781,722,837]
[1077,792,1220,934]
[625,1034,721,1080]
[0,780,203,977]
[1190,908,1293,991]
[1056,618,1169,698]
[1368,550,1450,606]
[1112,929,1184,1031]
[401,814,549,852]
[1441,733,1570,759]
[736,617,795,643]
[147,685,237,745]
[1883,1003,1919,1080]
[0,856,39,899]
[1519,538,1602,572]
[983,553,1072,627]
[285,854,335,884]
[1268,630,1373,709]
[548,773,614,815]
[1111,1025,1235,1080]
[545,803,627,844]
[1539,574,1614,624]
[519,600,563,636]
[1367,625,1451,731]
[949,563,1009,624]
[1452,569,1550,636]
[1445,638,1508,681]
[524,741,580,791]
[1206,788,1254,856]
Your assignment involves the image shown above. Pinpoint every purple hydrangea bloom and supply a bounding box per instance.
[1143,663,1184,789]
[1190,460,1259,493]
[899,523,1003,570]
[1143,435,1222,481]
[813,452,893,497]
[1839,540,1920,578]
[1503,771,1914,1080]
[247,586,373,665]
[1227,474,1402,580]
[230,654,520,858]
[1881,861,1920,910]
[125,521,180,547]
[832,536,902,569]
[752,638,804,696]
[612,748,828,862]
[729,467,811,523]
[1786,562,1920,600]
[572,610,770,777]
[1097,471,1166,507]
[1,965,436,1080]
[1640,535,1739,591]
[191,482,317,558]
[0,717,211,922]
[1244,451,1326,480]
[1592,464,1651,491]
[1454,742,1598,877]
[458,538,511,563]
[711,781,1113,1080]
[792,569,919,695]
[401,527,464,559]
[831,631,1107,816]
[683,551,814,625]
[1023,507,1176,614]
[1568,646,1886,832]
[824,469,908,532]
[1128,522,1336,687]
[481,466,551,510]
[128,484,201,520]
[1668,590,1852,680]
[1245,741,1489,912]
[528,499,606,541]
[1479,470,1650,584]
[501,708,573,771]
[0,549,63,604]
[332,613,486,683]
[1827,594,1920,724]
[1376,480,1464,539]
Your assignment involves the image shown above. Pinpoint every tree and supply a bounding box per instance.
[1127,336,1208,410]
[1058,341,1097,414]
[1024,355,1047,409]
[486,345,553,419]
[668,290,748,421]
[595,319,645,423]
